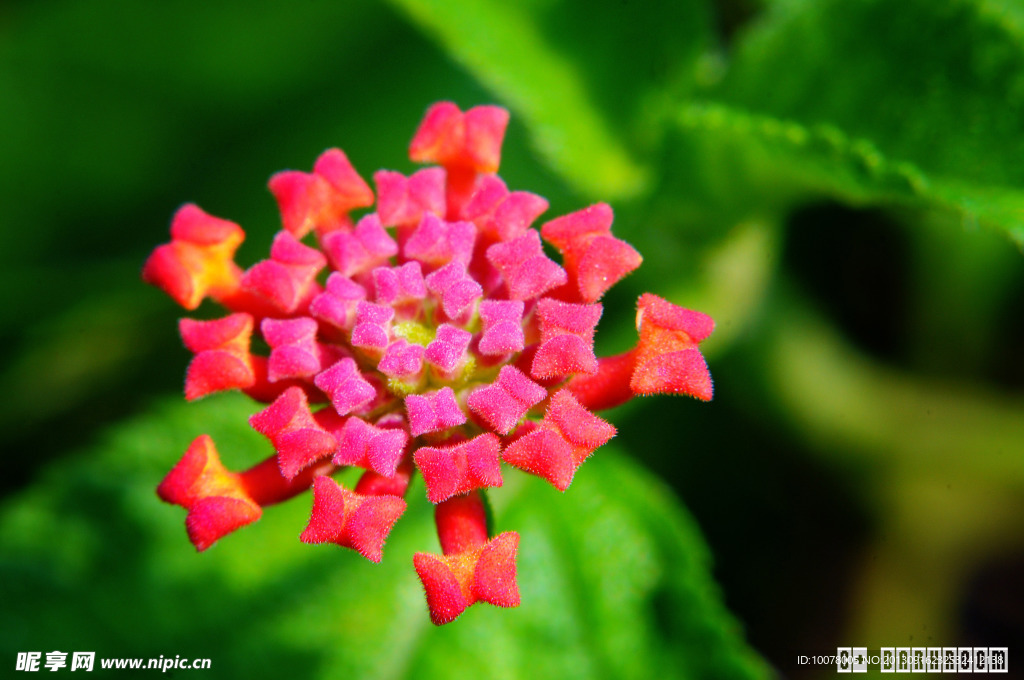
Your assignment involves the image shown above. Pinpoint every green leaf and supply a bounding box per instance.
[701,0,1024,246]
[661,100,1024,248]
[386,0,669,200]
[662,101,928,225]
[0,394,770,680]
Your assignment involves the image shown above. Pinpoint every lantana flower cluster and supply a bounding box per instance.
[143,102,714,625]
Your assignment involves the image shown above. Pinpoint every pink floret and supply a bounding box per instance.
[333,416,409,477]
[262,317,325,382]
[409,102,509,174]
[541,203,641,303]
[404,214,477,269]
[300,476,406,563]
[486,230,567,301]
[268,148,373,238]
[405,387,467,436]
[478,300,525,356]
[413,530,519,625]
[374,167,447,227]
[463,175,549,241]
[350,302,395,351]
[637,292,715,342]
[502,389,615,491]
[413,433,503,504]
[467,365,547,434]
[373,262,427,307]
[531,298,603,379]
[313,358,377,416]
[377,339,425,379]
[424,262,483,321]
[320,213,398,277]
[249,386,339,480]
[240,231,326,314]
[424,324,472,374]
[179,313,256,400]
[309,273,367,331]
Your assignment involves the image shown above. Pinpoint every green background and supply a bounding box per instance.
[2,0,1023,677]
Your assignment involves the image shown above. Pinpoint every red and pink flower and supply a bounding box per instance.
[144,102,714,625]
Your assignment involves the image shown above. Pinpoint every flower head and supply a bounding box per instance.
[145,101,714,625]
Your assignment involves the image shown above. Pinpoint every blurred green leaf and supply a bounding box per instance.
[763,298,1024,487]
[702,0,1024,246]
[0,0,387,260]
[0,394,770,679]
[387,0,665,200]
[756,296,1024,648]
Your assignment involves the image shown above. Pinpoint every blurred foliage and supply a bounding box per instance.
[713,0,1024,245]
[2,0,1024,678]
[0,394,768,680]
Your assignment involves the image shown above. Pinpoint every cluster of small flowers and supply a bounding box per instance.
[143,102,714,625]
